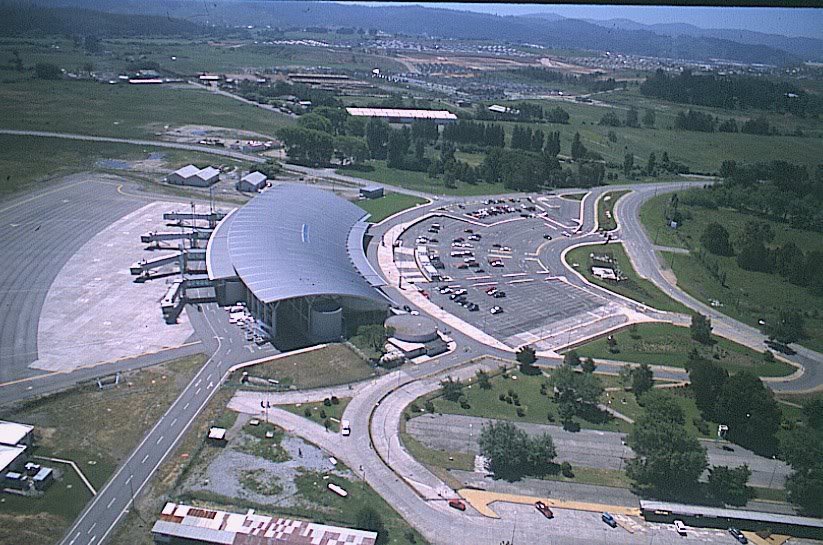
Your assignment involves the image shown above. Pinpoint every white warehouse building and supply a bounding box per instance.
[166,165,220,187]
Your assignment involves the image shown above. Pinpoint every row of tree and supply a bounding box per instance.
[442,120,505,148]
[674,109,781,135]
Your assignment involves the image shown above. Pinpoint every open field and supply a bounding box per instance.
[238,344,376,390]
[0,134,247,195]
[565,243,690,314]
[0,79,292,139]
[597,189,629,231]
[0,354,206,545]
[574,323,793,377]
[338,161,507,196]
[279,398,351,433]
[355,192,427,222]
[638,195,823,352]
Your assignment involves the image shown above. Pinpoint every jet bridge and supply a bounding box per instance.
[129,249,206,276]
[163,210,226,229]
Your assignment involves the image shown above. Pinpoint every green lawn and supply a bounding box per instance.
[639,191,823,352]
[574,323,793,377]
[425,368,633,433]
[337,161,506,196]
[279,398,351,432]
[0,79,292,139]
[235,344,376,390]
[597,189,630,231]
[565,243,691,314]
[355,192,427,223]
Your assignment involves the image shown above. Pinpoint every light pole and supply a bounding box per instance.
[768,455,779,489]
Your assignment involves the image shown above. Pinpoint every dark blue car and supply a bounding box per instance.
[601,512,617,528]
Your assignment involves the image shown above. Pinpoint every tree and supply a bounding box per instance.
[570,132,586,161]
[563,350,580,367]
[526,433,558,476]
[581,357,597,374]
[313,106,349,134]
[278,126,334,166]
[631,363,654,397]
[623,153,634,177]
[599,112,622,127]
[365,118,390,159]
[476,369,492,390]
[639,390,685,425]
[356,506,388,545]
[642,109,656,128]
[715,372,781,455]
[765,309,806,345]
[35,62,61,80]
[550,364,604,427]
[625,107,640,128]
[356,324,392,354]
[544,131,561,157]
[334,136,369,165]
[386,129,409,169]
[646,152,657,176]
[516,345,538,375]
[297,113,333,133]
[627,407,707,492]
[690,313,713,345]
[440,376,464,402]
[687,358,729,420]
[708,465,752,506]
[787,467,823,517]
[700,222,734,256]
[478,421,531,480]
[803,399,823,431]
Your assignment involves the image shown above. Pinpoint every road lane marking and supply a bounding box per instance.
[141,454,149,464]
[195,388,202,396]
[183,402,190,411]
[171,417,178,427]
[68,532,80,545]
[87,523,96,534]
[156,435,164,445]
[106,497,116,509]
[88,536,97,545]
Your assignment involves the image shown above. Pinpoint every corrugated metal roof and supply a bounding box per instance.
[242,171,267,184]
[0,421,32,446]
[206,208,238,281]
[196,166,220,180]
[225,184,387,304]
[346,107,457,120]
[640,500,823,528]
[173,164,201,178]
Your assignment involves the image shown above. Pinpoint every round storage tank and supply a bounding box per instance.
[310,300,343,342]
[385,314,438,343]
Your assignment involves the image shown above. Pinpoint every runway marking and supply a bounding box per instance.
[0,179,86,215]
[141,454,150,464]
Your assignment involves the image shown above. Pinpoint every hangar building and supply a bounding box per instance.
[345,107,457,125]
[167,165,221,187]
[206,184,389,346]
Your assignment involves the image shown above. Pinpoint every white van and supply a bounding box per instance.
[341,420,351,436]
[674,520,687,536]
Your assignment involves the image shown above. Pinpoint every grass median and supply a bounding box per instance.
[356,192,427,223]
[597,189,630,231]
[279,397,351,433]
[574,322,793,377]
[565,242,690,314]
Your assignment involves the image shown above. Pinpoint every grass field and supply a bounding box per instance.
[279,398,351,433]
[0,354,206,545]
[638,192,823,352]
[337,161,507,196]
[425,368,633,434]
[239,344,375,390]
[0,134,244,195]
[0,79,292,139]
[355,192,427,222]
[574,323,793,377]
[597,189,630,231]
[565,243,690,314]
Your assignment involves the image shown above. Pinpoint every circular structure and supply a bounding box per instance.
[386,314,438,343]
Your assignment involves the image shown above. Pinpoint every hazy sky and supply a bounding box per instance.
[350,3,823,39]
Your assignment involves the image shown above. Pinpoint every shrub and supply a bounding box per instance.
[516,407,526,417]
[331,396,340,405]
[303,408,312,418]
[411,402,421,413]
[561,462,574,478]
[424,400,435,413]
[323,398,332,407]
[460,401,471,410]
[319,409,327,419]
[499,393,506,402]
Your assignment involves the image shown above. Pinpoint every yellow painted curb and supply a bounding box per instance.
[458,489,641,519]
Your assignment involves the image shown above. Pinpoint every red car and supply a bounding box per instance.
[448,499,466,511]
[535,501,554,519]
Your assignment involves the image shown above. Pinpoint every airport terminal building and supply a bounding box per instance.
[206,184,389,345]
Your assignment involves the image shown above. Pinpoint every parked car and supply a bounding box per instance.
[674,520,687,536]
[728,528,748,544]
[601,512,617,528]
[543,234,553,240]
[493,291,506,298]
[468,303,479,312]
[490,306,503,315]
[534,501,554,519]
[721,445,735,452]
[448,499,466,511]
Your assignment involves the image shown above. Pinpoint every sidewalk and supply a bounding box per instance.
[458,489,641,518]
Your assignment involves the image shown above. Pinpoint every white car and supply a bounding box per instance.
[673,520,687,536]
[490,306,503,315]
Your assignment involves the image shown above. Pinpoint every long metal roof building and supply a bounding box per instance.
[207,183,386,305]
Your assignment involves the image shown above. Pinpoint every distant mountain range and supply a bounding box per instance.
[9,1,823,65]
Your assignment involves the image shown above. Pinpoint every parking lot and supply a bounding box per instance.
[397,196,609,348]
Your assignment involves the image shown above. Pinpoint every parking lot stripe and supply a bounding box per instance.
[501,272,526,277]
[507,278,536,284]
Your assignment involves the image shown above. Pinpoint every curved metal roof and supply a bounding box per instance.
[223,183,386,305]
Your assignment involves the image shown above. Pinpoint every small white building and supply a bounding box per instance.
[360,185,384,199]
[0,444,27,476]
[0,420,33,447]
[237,171,268,192]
